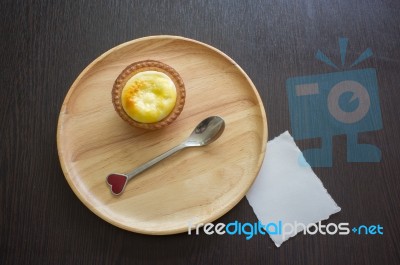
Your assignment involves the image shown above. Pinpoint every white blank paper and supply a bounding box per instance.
[246,131,341,247]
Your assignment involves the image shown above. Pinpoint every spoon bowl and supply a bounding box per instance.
[184,116,225,147]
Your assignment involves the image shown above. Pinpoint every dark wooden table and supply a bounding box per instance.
[1,0,400,264]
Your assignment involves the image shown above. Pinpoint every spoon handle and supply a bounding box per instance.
[126,143,187,180]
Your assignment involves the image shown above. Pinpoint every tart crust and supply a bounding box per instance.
[112,60,185,130]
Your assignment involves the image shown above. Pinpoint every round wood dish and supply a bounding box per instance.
[57,35,268,234]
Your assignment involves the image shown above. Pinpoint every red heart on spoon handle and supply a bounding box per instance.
[106,174,128,196]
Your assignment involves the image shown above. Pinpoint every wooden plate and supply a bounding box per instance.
[57,35,267,234]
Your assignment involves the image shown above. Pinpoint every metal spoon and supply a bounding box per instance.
[106,116,225,196]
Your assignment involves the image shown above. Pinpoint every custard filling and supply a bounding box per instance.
[121,71,177,123]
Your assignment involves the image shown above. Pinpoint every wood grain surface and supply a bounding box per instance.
[1,0,400,264]
[57,36,267,234]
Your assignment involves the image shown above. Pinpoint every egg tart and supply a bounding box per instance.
[112,60,185,130]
